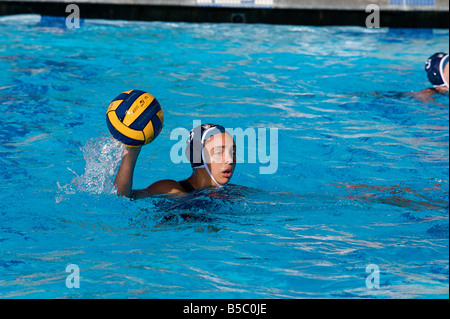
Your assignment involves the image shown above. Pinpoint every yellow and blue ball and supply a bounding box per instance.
[106,90,164,147]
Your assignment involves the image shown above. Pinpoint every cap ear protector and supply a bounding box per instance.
[185,124,227,187]
[425,52,449,88]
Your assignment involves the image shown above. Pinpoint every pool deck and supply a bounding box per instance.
[1,0,449,28]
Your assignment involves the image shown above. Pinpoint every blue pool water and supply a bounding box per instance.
[0,15,448,298]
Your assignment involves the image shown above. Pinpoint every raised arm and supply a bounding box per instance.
[114,146,142,198]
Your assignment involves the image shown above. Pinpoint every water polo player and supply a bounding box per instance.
[425,52,449,93]
[415,52,449,102]
[114,124,236,199]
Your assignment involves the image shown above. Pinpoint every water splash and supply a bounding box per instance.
[56,137,124,201]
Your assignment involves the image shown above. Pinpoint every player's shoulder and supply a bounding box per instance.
[145,179,186,195]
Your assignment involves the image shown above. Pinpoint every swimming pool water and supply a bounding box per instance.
[0,15,448,298]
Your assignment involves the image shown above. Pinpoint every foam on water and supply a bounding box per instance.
[56,137,124,200]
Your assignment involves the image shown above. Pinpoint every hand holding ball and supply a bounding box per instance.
[106,90,164,147]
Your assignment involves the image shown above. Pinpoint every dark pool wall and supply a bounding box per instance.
[0,0,448,28]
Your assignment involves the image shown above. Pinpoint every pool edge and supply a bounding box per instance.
[0,1,449,28]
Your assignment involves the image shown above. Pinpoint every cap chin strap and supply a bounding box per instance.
[442,76,449,89]
[440,55,449,89]
[192,127,223,188]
